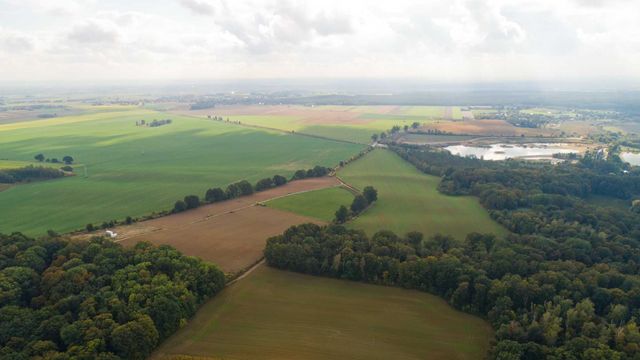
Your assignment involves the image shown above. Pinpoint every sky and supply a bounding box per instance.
[0,0,639,84]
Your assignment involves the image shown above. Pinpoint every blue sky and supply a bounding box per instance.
[0,0,639,83]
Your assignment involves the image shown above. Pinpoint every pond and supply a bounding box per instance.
[621,152,640,166]
[444,144,578,161]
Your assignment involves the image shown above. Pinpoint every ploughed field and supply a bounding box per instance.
[0,108,362,235]
[79,177,340,274]
[152,265,493,360]
[338,149,507,239]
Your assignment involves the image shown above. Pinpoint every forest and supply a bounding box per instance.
[0,234,225,359]
[265,145,640,359]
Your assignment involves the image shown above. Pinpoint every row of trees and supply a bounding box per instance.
[34,154,74,164]
[334,186,378,223]
[0,166,65,184]
[0,233,225,359]
[173,166,331,213]
[371,122,421,143]
[265,222,640,359]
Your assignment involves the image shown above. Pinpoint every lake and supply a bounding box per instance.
[621,152,640,166]
[444,144,577,161]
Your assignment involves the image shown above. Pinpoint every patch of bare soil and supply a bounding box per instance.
[75,177,339,273]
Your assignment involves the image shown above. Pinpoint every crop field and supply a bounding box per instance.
[421,119,557,136]
[152,265,492,360]
[266,186,355,221]
[177,105,464,143]
[97,177,339,273]
[0,109,363,235]
[339,149,507,239]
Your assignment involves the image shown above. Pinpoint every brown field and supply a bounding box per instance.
[77,177,340,273]
[422,119,557,136]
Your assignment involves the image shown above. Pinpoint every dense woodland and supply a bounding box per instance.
[0,166,64,184]
[266,146,640,359]
[0,234,225,359]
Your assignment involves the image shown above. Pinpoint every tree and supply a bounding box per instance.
[363,186,378,203]
[86,223,95,232]
[292,170,307,180]
[110,315,159,360]
[335,205,349,223]
[255,177,274,191]
[371,134,379,142]
[34,154,44,162]
[272,175,287,186]
[350,195,369,213]
[183,195,200,209]
[125,216,133,225]
[173,200,187,213]
[411,122,420,129]
[62,156,74,165]
[403,125,409,132]
[237,180,254,195]
[205,187,226,202]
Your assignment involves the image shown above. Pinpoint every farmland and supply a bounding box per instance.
[338,149,507,239]
[153,265,492,360]
[0,108,363,235]
[178,105,465,143]
[265,186,355,221]
[105,177,340,273]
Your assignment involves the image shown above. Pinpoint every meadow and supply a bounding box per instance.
[0,108,363,235]
[153,265,492,360]
[265,186,354,221]
[338,149,507,239]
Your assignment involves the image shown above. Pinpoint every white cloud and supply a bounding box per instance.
[0,0,639,83]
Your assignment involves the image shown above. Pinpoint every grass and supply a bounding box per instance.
[265,186,354,221]
[153,265,492,360]
[0,109,363,235]
[338,149,507,239]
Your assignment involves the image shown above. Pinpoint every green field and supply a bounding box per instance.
[154,265,492,360]
[0,109,363,235]
[339,149,507,239]
[229,114,418,144]
[266,186,355,221]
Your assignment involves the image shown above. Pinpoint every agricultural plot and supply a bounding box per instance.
[265,186,355,221]
[0,109,362,235]
[339,149,507,239]
[153,265,492,360]
[102,177,339,273]
[177,105,462,144]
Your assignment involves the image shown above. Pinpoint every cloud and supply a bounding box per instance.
[67,21,119,45]
[0,31,34,53]
[1,0,640,82]
[178,0,215,16]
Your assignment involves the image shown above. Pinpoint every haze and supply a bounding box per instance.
[1,0,639,84]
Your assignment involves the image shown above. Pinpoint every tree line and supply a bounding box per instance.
[334,186,377,223]
[0,166,65,184]
[172,166,331,213]
[0,233,225,359]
